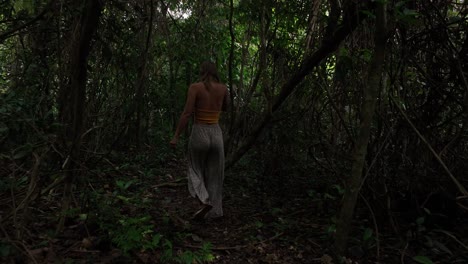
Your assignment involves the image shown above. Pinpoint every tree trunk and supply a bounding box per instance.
[227,0,236,131]
[135,0,154,148]
[224,2,270,156]
[305,0,323,52]
[334,2,388,255]
[57,0,104,233]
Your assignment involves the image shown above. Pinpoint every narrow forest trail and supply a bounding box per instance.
[148,156,330,263]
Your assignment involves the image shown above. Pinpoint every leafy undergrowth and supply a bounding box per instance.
[1,147,467,263]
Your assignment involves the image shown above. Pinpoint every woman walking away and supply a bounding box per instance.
[170,61,229,220]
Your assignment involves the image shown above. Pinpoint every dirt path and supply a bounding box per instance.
[149,161,329,264]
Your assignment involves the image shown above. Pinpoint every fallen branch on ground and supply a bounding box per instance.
[183,232,285,251]
[154,178,186,188]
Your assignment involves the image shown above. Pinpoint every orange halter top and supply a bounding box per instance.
[195,109,221,124]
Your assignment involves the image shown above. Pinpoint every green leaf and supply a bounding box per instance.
[413,256,433,264]
[361,49,373,62]
[423,207,431,214]
[433,240,453,255]
[416,217,425,225]
[116,195,130,202]
[397,8,419,25]
[363,228,373,241]
[201,242,212,251]
[124,180,134,190]
[271,207,282,215]
[338,47,349,57]
[0,243,11,257]
[403,8,419,17]
[13,150,29,159]
[326,224,336,234]
[13,0,34,13]
[152,234,162,247]
[116,180,124,189]
[396,1,406,8]
[332,184,344,194]
[116,179,134,191]
[255,221,264,228]
[360,10,375,19]
[178,251,194,264]
[127,227,142,242]
[204,253,215,261]
[79,214,88,221]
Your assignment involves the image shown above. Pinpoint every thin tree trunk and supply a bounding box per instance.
[227,0,236,131]
[57,0,104,233]
[225,3,270,156]
[305,0,323,52]
[135,0,154,148]
[160,3,178,129]
[334,2,387,254]
[260,2,273,113]
[224,22,253,156]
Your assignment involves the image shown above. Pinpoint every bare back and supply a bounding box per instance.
[193,82,228,111]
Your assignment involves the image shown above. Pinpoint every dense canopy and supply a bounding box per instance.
[0,0,467,263]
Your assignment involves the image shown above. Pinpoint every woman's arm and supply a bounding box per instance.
[170,85,197,146]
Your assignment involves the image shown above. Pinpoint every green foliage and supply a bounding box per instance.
[85,168,214,262]
[0,178,10,193]
[255,220,264,228]
[0,92,27,146]
[12,0,34,14]
[0,173,28,193]
[414,216,426,234]
[395,1,420,25]
[91,189,166,257]
[308,184,344,202]
[0,240,12,257]
[323,216,338,239]
[111,216,160,254]
[115,179,135,192]
[360,10,376,19]
[423,235,453,256]
[362,228,373,242]
[359,48,373,63]
[361,227,376,251]
[326,223,337,236]
[174,243,215,264]
[413,255,433,264]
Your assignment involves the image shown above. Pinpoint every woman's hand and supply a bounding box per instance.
[169,137,178,148]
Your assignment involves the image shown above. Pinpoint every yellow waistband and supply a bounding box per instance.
[195,109,220,124]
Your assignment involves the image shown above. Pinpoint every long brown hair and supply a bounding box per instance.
[199,61,220,91]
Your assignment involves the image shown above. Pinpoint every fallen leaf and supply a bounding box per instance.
[82,237,93,249]
[191,234,203,242]
[320,254,333,264]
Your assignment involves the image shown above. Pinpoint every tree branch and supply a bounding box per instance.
[226,3,364,169]
[0,1,54,44]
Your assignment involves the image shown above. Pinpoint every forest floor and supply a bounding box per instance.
[145,160,331,264]
[3,147,467,263]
